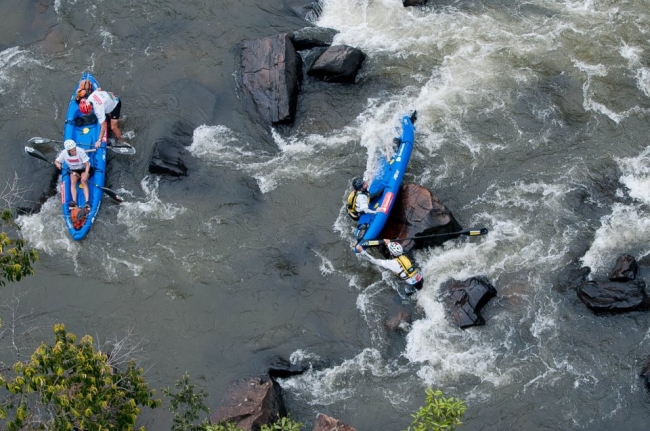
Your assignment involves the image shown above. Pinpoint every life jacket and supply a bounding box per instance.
[70,207,87,230]
[395,255,418,280]
[75,79,93,102]
[346,190,368,220]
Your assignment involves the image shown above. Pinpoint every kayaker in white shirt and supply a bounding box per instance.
[79,90,123,148]
[54,140,92,209]
[355,240,424,295]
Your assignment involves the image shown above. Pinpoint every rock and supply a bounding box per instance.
[608,254,637,282]
[290,27,339,51]
[282,0,323,21]
[210,377,286,431]
[267,356,309,379]
[554,264,590,293]
[384,307,412,332]
[312,413,357,431]
[381,183,463,252]
[148,121,192,177]
[577,280,650,312]
[641,357,650,391]
[403,0,428,6]
[307,45,366,83]
[440,277,497,329]
[241,34,302,125]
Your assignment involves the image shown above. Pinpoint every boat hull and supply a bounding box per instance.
[61,72,106,240]
[356,114,416,242]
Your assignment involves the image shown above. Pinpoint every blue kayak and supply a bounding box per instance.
[60,72,106,240]
[356,113,416,243]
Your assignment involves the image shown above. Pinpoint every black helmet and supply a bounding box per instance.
[352,177,365,191]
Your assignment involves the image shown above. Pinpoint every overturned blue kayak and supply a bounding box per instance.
[60,72,106,240]
[356,113,416,243]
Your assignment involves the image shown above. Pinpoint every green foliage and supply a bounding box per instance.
[206,422,244,431]
[0,209,38,286]
[163,372,211,431]
[1,324,161,430]
[405,388,466,431]
[260,416,304,431]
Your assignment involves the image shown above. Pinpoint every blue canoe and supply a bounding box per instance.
[60,72,106,240]
[356,113,416,243]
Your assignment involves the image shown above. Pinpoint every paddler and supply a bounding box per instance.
[54,140,92,210]
[354,239,424,296]
[346,177,377,221]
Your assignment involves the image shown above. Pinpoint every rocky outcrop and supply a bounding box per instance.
[439,277,497,328]
[290,27,339,51]
[608,254,637,282]
[241,34,302,125]
[307,45,366,83]
[282,0,323,21]
[575,255,650,313]
[381,183,463,253]
[210,377,286,431]
[577,280,650,312]
[312,413,357,431]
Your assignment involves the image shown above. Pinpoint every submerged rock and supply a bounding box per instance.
[290,27,339,51]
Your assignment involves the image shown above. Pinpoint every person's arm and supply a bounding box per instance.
[54,153,63,170]
[81,161,90,179]
[356,247,399,272]
[96,121,107,148]
[356,194,377,214]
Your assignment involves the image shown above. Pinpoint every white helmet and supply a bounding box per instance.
[64,140,76,151]
[387,242,403,256]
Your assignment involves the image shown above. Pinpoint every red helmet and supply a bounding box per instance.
[79,99,92,115]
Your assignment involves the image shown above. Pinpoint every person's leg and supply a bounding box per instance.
[81,176,90,203]
[109,100,122,140]
[110,118,122,140]
[70,174,78,204]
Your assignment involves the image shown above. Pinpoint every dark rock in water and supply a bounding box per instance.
[313,413,358,431]
[290,27,339,51]
[210,377,286,430]
[149,138,188,177]
[608,254,638,282]
[440,277,497,329]
[267,356,309,379]
[577,280,650,312]
[241,34,302,125]
[307,45,366,83]
[403,0,428,6]
[382,183,463,253]
[282,0,323,21]
[641,357,650,391]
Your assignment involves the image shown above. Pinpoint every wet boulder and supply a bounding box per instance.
[241,34,302,125]
[577,280,650,312]
[382,183,463,253]
[608,254,637,282]
[210,377,286,431]
[440,277,497,329]
[403,0,428,6]
[307,45,366,83]
[267,356,310,379]
[312,413,357,431]
[290,27,339,51]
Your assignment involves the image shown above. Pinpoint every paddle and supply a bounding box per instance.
[24,146,124,204]
[359,227,489,248]
[27,137,136,155]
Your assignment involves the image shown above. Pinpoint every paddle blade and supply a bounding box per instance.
[99,186,124,204]
[27,137,56,145]
[24,146,50,163]
[108,144,136,155]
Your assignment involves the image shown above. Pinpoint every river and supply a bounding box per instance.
[2,0,650,429]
